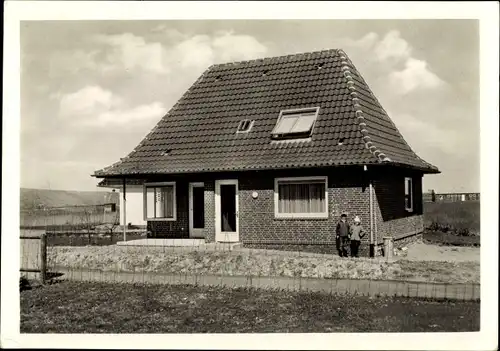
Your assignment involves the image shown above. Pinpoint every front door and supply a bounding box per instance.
[215,179,239,242]
[189,182,205,238]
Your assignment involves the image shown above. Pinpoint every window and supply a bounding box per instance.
[404,177,413,212]
[236,119,254,133]
[144,182,176,221]
[274,176,328,219]
[271,107,320,139]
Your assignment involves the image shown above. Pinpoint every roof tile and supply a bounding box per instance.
[95,49,438,177]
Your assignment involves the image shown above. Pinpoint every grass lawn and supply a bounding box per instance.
[424,201,480,235]
[20,281,479,333]
[423,230,480,247]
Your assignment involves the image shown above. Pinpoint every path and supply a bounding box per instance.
[51,267,480,301]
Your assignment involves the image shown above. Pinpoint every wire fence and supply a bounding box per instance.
[20,215,480,301]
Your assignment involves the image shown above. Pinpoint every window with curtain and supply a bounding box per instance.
[404,177,413,212]
[144,183,176,220]
[275,177,328,218]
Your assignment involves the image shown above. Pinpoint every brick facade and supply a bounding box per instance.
[142,166,425,257]
[238,168,370,245]
[372,168,424,248]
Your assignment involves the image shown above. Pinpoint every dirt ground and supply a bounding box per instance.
[401,242,480,263]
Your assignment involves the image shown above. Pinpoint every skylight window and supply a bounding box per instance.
[271,107,320,139]
[236,119,254,133]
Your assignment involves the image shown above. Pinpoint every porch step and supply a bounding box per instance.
[116,239,206,247]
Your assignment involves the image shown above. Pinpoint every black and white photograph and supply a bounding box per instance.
[2,1,498,350]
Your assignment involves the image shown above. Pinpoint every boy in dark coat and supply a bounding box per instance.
[336,213,350,257]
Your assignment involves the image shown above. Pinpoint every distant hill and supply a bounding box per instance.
[20,188,119,210]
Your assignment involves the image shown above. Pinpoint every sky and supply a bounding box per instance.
[20,19,479,193]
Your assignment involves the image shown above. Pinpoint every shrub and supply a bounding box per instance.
[20,276,31,292]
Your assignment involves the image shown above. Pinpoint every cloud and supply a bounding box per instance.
[389,112,459,156]
[389,58,445,95]
[91,102,166,127]
[373,30,412,63]
[171,31,269,70]
[340,30,444,94]
[59,85,123,116]
[93,33,169,74]
[212,31,268,62]
[57,85,165,127]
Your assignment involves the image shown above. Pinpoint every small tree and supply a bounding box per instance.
[100,210,120,243]
[77,208,95,245]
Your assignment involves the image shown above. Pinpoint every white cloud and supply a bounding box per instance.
[340,30,444,95]
[174,34,215,69]
[93,33,169,74]
[389,58,445,94]
[373,30,412,62]
[212,32,268,62]
[57,85,165,128]
[391,112,459,155]
[59,85,123,116]
[91,102,166,127]
[171,31,269,70]
[58,85,122,116]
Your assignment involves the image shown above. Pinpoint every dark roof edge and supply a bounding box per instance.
[210,48,340,70]
[93,161,439,179]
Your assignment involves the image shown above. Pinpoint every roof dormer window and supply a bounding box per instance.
[271,107,320,139]
[236,119,254,133]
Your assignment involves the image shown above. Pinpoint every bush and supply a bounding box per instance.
[20,276,31,292]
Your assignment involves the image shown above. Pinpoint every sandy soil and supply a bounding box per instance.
[402,242,480,263]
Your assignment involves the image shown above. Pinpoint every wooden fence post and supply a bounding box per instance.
[40,233,47,284]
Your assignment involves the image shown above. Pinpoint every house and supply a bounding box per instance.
[98,178,146,226]
[93,49,439,256]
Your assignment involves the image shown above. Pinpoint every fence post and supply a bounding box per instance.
[40,233,47,284]
[383,237,394,263]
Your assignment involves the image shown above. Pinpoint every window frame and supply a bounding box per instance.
[236,119,254,134]
[274,176,329,219]
[271,107,320,139]
[143,181,177,221]
[404,177,413,212]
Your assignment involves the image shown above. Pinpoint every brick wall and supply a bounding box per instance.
[141,166,427,256]
[373,169,424,246]
[238,168,370,245]
[203,180,216,242]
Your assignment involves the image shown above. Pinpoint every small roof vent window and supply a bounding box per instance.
[317,63,325,69]
[262,70,270,76]
[271,107,320,139]
[236,119,254,133]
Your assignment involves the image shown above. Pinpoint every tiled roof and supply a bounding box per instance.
[94,49,439,177]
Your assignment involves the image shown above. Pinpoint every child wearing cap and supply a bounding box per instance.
[335,213,350,257]
[349,216,366,258]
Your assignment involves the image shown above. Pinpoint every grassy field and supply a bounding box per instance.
[423,230,480,247]
[20,281,480,333]
[423,201,480,235]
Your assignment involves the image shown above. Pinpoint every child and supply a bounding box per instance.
[349,216,366,258]
[335,213,350,257]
